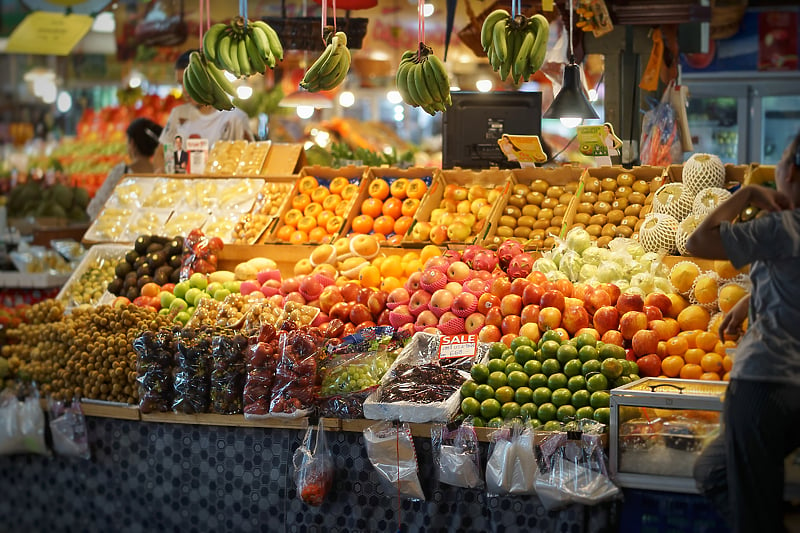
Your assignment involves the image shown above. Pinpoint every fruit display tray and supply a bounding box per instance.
[55,243,129,308]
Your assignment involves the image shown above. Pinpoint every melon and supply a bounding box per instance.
[692,273,719,306]
[693,187,732,218]
[675,214,703,256]
[670,261,701,295]
[638,213,679,254]
[683,153,725,197]
[653,183,691,221]
[718,283,748,314]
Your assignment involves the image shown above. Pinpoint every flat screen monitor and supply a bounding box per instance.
[442,91,543,169]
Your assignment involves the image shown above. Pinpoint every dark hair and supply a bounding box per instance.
[175,49,198,70]
[126,118,163,157]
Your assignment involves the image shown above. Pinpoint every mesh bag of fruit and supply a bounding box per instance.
[268,324,324,418]
[134,330,176,414]
[210,333,247,415]
[293,418,334,506]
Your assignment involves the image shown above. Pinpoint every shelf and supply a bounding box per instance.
[0,271,70,289]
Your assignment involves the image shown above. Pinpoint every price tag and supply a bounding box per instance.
[438,334,478,360]
[6,11,93,56]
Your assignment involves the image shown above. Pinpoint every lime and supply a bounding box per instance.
[540,340,560,359]
[510,336,533,351]
[590,391,610,409]
[556,343,579,365]
[514,345,536,365]
[543,420,563,432]
[474,384,495,402]
[487,358,507,374]
[507,371,529,389]
[601,358,624,380]
[576,406,595,420]
[487,371,508,390]
[578,345,599,363]
[537,402,557,422]
[567,375,587,393]
[547,372,568,390]
[551,388,572,407]
[514,386,534,405]
[581,359,602,376]
[503,355,517,365]
[487,417,505,428]
[599,343,626,360]
[470,363,490,384]
[495,385,515,404]
[460,380,478,398]
[488,342,507,359]
[534,349,546,363]
[528,373,548,389]
[613,375,632,388]
[505,362,524,375]
[541,329,563,344]
[586,373,609,393]
[541,358,561,376]
[501,348,514,360]
[520,402,538,420]
[480,398,502,419]
[556,404,577,422]
[628,361,640,375]
[593,407,611,425]
[575,332,597,350]
[501,401,521,420]
[571,389,591,408]
[533,386,552,405]
[563,359,583,377]
[461,397,481,416]
[471,416,486,427]
[523,359,542,376]
[528,419,543,430]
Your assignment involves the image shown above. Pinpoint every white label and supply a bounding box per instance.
[186,138,209,175]
[438,334,478,359]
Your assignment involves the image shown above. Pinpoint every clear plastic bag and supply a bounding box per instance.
[179,228,223,280]
[173,328,213,414]
[0,385,48,456]
[243,323,279,419]
[363,421,425,501]
[48,396,90,459]
[431,419,483,489]
[485,423,537,496]
[134,329,176,414]
[293,418,334,506]
[269,326,323,417]
[210,333,247,414]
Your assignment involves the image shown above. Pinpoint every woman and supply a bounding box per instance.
[87,117,163,219]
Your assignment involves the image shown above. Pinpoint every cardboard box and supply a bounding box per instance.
[261,143,306,176]
[666,163,749,188]
[745,164,775,186]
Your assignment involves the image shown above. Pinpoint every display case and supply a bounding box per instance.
[610,377,726,493]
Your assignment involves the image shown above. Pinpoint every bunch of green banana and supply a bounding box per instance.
[395,43,451,116]
[182,51,236,111]
[202,16,283,78]
[300,31,351,92]
[481,10,550,84]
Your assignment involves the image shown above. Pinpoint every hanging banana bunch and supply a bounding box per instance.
[182,51,237,111]
[481,10,550,84]
[395,43,451,116]
[300,31,352,92]
[203,16,283,78]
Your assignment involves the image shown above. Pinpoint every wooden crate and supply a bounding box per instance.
[745,164,775,186]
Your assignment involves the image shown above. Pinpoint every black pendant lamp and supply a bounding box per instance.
[542,0,598,126]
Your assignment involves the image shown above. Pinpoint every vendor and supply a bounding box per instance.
[153,50,253,173]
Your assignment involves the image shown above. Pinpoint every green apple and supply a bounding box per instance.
[173,281,191,300]
[184,288,203,306]
[189,272,208,290]
[222,280,241,294]
[195,291,212,303]
[159,291,176,310]
[158,308,171,316]
[206,282,224,296]
[174,311,191,325]
[186,306,195,316]
[169,298,188,313]
[213,288,232,301]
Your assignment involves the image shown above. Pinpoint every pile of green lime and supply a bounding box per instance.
[460,331,640,429]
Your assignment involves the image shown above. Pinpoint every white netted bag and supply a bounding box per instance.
[693,187,732,218]
[689,270,721,312]
[669,260,702,296]
[717,278,750,314]
[683,153,725,197]
[653,183,691,221]
[675,214,703,256]
[638,213,679,255]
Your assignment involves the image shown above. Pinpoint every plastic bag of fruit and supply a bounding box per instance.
[431,418,483,489]
[363,420,425,501]
[268,324,323,418]
[0,383,49,456]
[179,228,223,281]
[243,322,280,419]
[485,422,537,495]
[210,333,247,414]
[293,418,334,506]
[48,396,91,459]
[134,329,176,414]
[172,328,213,414]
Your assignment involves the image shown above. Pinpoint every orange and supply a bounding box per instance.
[292,193,312,211]
[394,215,413,237]
[368,179,390,200]
[358,264,381,288]
[661,355,685,378]
[341,184,360,200]
[677,329,700,349]
[722,371,731,381]
[297,216,317,233]
[724,340,737,350]
[701,353,724,373]
[310,187,330,204]
[386,234,404,246]
[696,331,719,352]
[722,354,734,372]
[304,202,323,218]
[372,232,387,243]
[382,197,403,219]
[700,372,721,381]
[404,259,423,276]
[374,215,396,235]
[351,214,374,234]
[322,193,343,212]
[665,336,689,356]
[335,201,350,217]
[380,256,404,278]
[308,227,329,243]
[298,176,319,194]
[389,178,409,199]
[679,363,703,380]
[677,305,711,332]
[401,198,421,217]
[402,251,420,263]
[317,209,334,228]
[276,224,294,241]
[713,340,726,356]
[684,348,705,365]
[407,178,428,200]
[289,230,309,244]
[361,197,383,218]
[140,282,161,298]
[420,244,443,263]
[380,276,402,292]
[329,176,349,195]
[326,215,345,234]
[284,208,303,227]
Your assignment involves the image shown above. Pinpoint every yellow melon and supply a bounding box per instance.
[670,262,701,295]
[718,283,748,314]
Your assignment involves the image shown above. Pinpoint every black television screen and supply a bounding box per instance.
[442,91,543,169]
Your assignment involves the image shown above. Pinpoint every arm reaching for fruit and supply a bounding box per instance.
[718,293,749,341]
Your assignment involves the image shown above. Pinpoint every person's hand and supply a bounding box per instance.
[746,185,791,213]
[718,294,749,341]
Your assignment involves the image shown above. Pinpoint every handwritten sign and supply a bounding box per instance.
[6,11,93,56]
[439,334,479,360]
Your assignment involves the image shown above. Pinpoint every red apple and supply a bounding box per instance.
[298,276,323,301]
[415,309,439,329]
[572,282,591,303]
[554,278,574,298]
[617,292,645,315]
[474,269,493,281]
[620,311,649,340]
[644,292,673,315]
[538,307,562,331]
[355,321,377,332]
[584,288,612,316]
[501,314,522,335]
[388,305,414,328]
[631,329,659,357]
[430,289,455,317]
[490,276,512,298]
[329,301,353,322]
[396,322,415,338]
[340,281,361,302]
[405,271,423,292]
[500,294,523,317]
[318,285,344,314]
[464,312,486,334]
[501,333,517,348]
[477,293,501,315]
[510,278,531,297]
[552,328,570,342]
[520,304,540,325]
[592,306,620,336]
[408,290,432,316]
[342,322,357,337]
[356,287,375,307]
[478,324,502,343]
[462,277,488,296]
[446,261,471,282]
[349,303,372,325]
[519,322,540,343]
[601,329,625,347]
[420,269,448,292]
[424,256,450,273]
[485,306,503,328]
[280,276,300,295]
[598,283,621,305]
[637,354,662,377]
[527,270,547,285]
[562,305,590,335]
[268,294,284,308]
[285,292,306,305]
[376,308,391,326]
[522,283,544,306]
[451,291,478,318]
[643,305,663,322]
[386,287,410,310]
[649,319,672,341]
[437,311,465,335]
[368,290,388,318]
[540,290,565,312]
[625,348,637,361]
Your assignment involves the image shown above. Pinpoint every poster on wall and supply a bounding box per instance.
[758,11,798,71]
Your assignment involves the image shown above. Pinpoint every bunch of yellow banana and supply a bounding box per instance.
[300,31,351,92]
[481,10,549,84]
[182,51,237,111]
[395,44,451,116]
[202,16,283,78]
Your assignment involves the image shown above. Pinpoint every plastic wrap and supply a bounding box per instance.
[179,228,223,280]
[431,419,483,489]
[173,328,213,414]
[363,421,425,501]
[269,326,323,417]
[485,424,537,496]
[210,333,247,414]
[134,329,176,414]
[243,323,279,419]
[0,385,48,456]
[48,397,91,459]
[293,419,334,506]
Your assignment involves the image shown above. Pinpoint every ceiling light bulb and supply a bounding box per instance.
[297,105,315,119]
[339,91,355,107]
[588,88,598,102]
[560,117,583,128]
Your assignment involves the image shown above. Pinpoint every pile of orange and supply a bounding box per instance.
[274,175,359,244]
[658,329,736,382]
[350,176,429,245]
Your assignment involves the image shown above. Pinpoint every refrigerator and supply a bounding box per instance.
[681,72,800,165]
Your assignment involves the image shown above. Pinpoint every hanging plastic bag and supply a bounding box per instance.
[363,421,425,501]
[485,423,538,496]
[485,426,514,496]
[640,83,684,166]
[134,329,176,414]
[293,418,334,506]
[0,384,48,456]
[243,322,279,419]
[173,328,213,414]
[48,396,91,460]
[268,325,322,417]
[431,418,483,489]
[210,333,247,414]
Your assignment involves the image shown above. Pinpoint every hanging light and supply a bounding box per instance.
[542,0,598,127]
